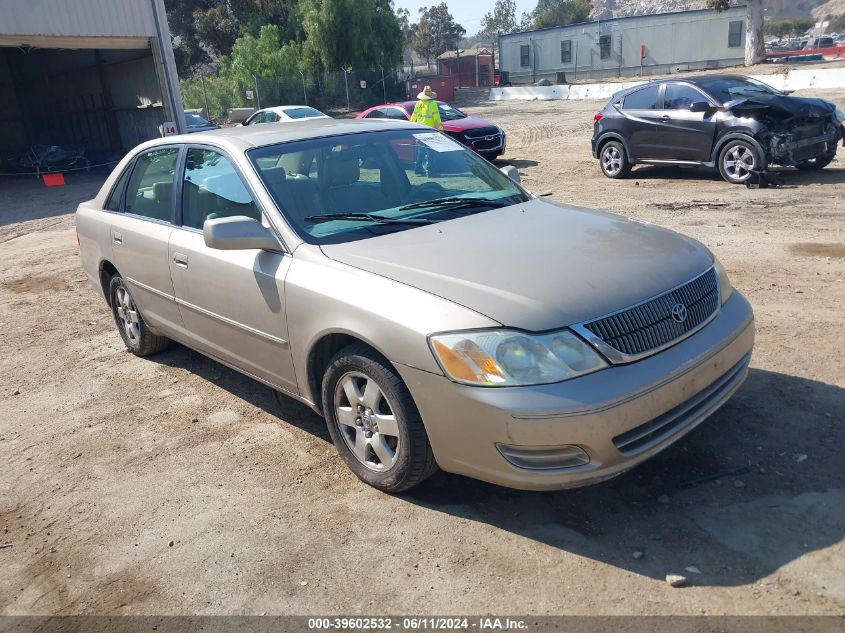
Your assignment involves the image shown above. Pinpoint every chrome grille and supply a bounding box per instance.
[583,268,719,358]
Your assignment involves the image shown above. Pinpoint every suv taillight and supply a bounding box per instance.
[594,113,604,123]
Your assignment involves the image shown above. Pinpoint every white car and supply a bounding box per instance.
[241,105,330,126]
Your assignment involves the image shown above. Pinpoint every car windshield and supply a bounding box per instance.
[248,129,527,245]
[186,113,211,126]
[438,103,467,121]
[695,77,782,103]
[284,107,325,119]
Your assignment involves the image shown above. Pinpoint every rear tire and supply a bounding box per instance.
[108,274,169,357]
[599,141,631,179]
[718,139,763,184]
[321,343,437,493]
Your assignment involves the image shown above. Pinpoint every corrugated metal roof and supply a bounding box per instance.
[0,0,157,38]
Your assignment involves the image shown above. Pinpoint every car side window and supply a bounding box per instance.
[365,109,386,119]
[386,108,409,120]
[622,85,660,110]
[104,162,134,212]
[663,84,705,109]
[181,148,261,230]
[266,112,280,122]
[123,147,179,222]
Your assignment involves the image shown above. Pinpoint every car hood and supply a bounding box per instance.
[725,94,836,118]
[320,199,714,331]
[443,116,499,133]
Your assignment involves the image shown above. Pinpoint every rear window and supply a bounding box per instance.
[622,85,659,110]
[284,107,325,120]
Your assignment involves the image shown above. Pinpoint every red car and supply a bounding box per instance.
[357,101,506,161]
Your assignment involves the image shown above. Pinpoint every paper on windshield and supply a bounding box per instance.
[414,133,464,153]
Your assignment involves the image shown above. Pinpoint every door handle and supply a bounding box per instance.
[659,115,671,122]
[112,231,122,245]
[173,252,189,268]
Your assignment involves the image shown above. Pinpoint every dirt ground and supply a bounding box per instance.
[1,88,844,617]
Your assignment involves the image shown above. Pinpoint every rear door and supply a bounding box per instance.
[168,145,297,393]
[619,85,662,160]
[108,146,183,333]
[647,83,717,161]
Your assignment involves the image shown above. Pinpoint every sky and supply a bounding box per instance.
[394,0,537,36]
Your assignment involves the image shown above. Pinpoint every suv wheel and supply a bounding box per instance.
[108,274,169,356]
[322,343,437,493]
[718,139,762,184]
[599,141,631,179]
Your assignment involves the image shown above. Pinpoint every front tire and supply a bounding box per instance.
[108,274,169,356]
[718,139,763,184]
[321,343,437,493]
[599,141,631,179]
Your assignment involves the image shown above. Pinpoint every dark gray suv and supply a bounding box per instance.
[591,74,844,184]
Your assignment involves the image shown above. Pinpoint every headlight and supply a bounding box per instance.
[713,257,733,305]
[429,329,608,387]
[834,108,845,123]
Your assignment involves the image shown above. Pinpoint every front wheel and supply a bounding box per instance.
[322,343,437,493]
[599,141,631,179]
[718,139,763,184]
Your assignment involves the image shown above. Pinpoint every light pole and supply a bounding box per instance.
[341,66,351,112]
[298,69,308,105]
[252,73,261,109]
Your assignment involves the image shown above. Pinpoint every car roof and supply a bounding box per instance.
[262,105,322,113]
[138,118,423,154]
[611,74,754,99]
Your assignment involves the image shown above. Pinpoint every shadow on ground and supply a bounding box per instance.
[146,342,845,588]
[629,164,845,187]
[0,170,108,228]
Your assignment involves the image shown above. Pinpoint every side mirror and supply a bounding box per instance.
[689,101,712,113]
[203,216,281,251]
[499,164,521,184]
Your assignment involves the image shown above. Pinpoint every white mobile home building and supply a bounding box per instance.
[499,6,748,84]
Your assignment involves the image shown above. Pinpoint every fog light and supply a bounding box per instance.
[496,444,590,470]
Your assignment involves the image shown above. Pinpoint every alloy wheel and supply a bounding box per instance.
[602,145,623,176]
[114,285,140,343]
[333,371,400,472]
[723,145,756,182]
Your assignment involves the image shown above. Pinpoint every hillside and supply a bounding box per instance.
[590,0,843,20]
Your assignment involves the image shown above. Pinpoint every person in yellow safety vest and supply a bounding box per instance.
[410,85,443,130]
[411,85,443,176]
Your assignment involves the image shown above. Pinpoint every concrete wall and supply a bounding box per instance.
[488,67,845,102]
[499,6,747,84]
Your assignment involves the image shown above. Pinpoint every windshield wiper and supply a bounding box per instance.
[398,196,514,212]
[303,212,434,225]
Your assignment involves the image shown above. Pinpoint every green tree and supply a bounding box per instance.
[529,0,590,29]
[299,0,402,71]
[413,4,466,68]
[480,0,518,39]
[706,0,764,66]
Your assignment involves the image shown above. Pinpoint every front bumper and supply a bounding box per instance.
[397,292,755,490]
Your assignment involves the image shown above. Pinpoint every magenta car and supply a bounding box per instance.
[357,101,506,161]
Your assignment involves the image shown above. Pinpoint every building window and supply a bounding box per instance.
[599,35,612,60]
[728,21,743,47]
[520,44,530,67]
[561,40,572,64]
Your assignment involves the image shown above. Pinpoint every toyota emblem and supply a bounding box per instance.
[671,303,688,324]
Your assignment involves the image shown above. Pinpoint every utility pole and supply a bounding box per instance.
[200,73,210,119]
[381,66,387,103]
[341,67,350,112]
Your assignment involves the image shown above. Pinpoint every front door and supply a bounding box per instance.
[109,146,182,333]
[168,146,297,393]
